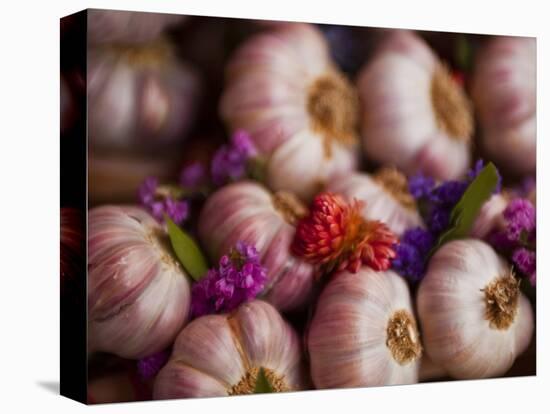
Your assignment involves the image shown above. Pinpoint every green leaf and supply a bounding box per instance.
[165,216,208,281]
[431,162,500,254]
[455,34,473,72]
[254,368,274,394]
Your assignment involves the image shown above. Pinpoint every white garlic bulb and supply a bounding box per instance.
[88,9,186,45]
[88,40,201,152]
[308,268,422,388]
[471,36,536,176]
[417,239,534,379]
[357,30,473,180]
[154,300,308,398]
[326,168,424,236]
[220,23,359,201]
[88,206,192,359]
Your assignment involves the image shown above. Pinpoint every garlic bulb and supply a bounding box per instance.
[308,268,422,388]
[220,23,359,200]
[357,30,473,180]
[470,193,509,239]
[471,36,536,176]
[326,168,423,236]
[198,181,315,311]
[417,239,534,379]
[88,206,191,359]
[153,300,307,399]
[88,9,186,45]
[88,40,201,152]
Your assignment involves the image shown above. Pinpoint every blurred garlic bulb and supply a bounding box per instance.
[470,193,509,239]
[471,36,536,175]
[154,300,307,399]
[417,239,534,379]
[326,168,423,236]
[220,23,359,200]
[88,206,191,359]
[198,181,315,311]
[357,30,473,180]
[308,268,422,388]
[88,9,186,45]
[88,40,201,152]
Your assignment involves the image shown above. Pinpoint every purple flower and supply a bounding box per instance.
[180,162,207,188]
[429,180,468,205]
[503,199,536,242]
[211,130,257,186]
[191,241,267,318]
[138,176,190,225]
[512,248,536,286]
[392,227,434,282]
[408,174,435,200]
[137,349,170,381]
[138,176,158,206]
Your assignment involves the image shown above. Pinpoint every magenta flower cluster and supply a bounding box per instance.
[393,160,502,282]
[489,198,536,286]
[137,349,171,381]
[138,177,189,224]
[211,130,258,185]
[191,241,267,318]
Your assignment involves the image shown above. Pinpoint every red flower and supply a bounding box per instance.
[292,192,398,273]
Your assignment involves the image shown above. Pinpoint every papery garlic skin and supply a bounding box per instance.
[326,170,423,236]
[417,239,534,379]
[153,300,307,399]
[88,206,191,359]
[309,268,421,388]
[472,37,536,176]
[198,181,315,311]
[357,30,473,180]
[220,23,359,200]
[88,41,200,152]
[88,10,186,45]
[470,193,508,239]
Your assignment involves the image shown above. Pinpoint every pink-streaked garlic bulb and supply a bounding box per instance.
[88,206,192,359]
[88,40,201,152]
[88,9,186,45]
[220,23,359,200]
[471,37,536,176]
[357,30,473,180]
[326,168,423,236]
[417,239,534,379]
[198,181,314,311]
[470,193,509,239]
[308,268,422,388]
[153,300,307,398]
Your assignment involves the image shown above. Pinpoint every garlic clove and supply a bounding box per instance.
[417,239,534,379]
[470,193,508,239]
[154,362,228,399]
[309,268,421,388]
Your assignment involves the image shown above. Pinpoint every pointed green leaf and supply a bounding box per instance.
[165,216,208,281]
[431,162,499,254]
[254,367,274,394]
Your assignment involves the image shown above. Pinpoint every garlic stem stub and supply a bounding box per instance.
[357,30,473,180]
[471,36,536,176]
[220,23,359,201]
[198,181,315,311]
[88,206,192,359]
[417,239,534,379]
[153,300,307,399]
[308,268,422,388]
[326,168,424,237]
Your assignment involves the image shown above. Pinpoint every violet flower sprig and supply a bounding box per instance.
[210,130,260,185]
[190,241,267,318]
[393,160,502,282]
[489,198,536,286]
[138,177,190,225]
